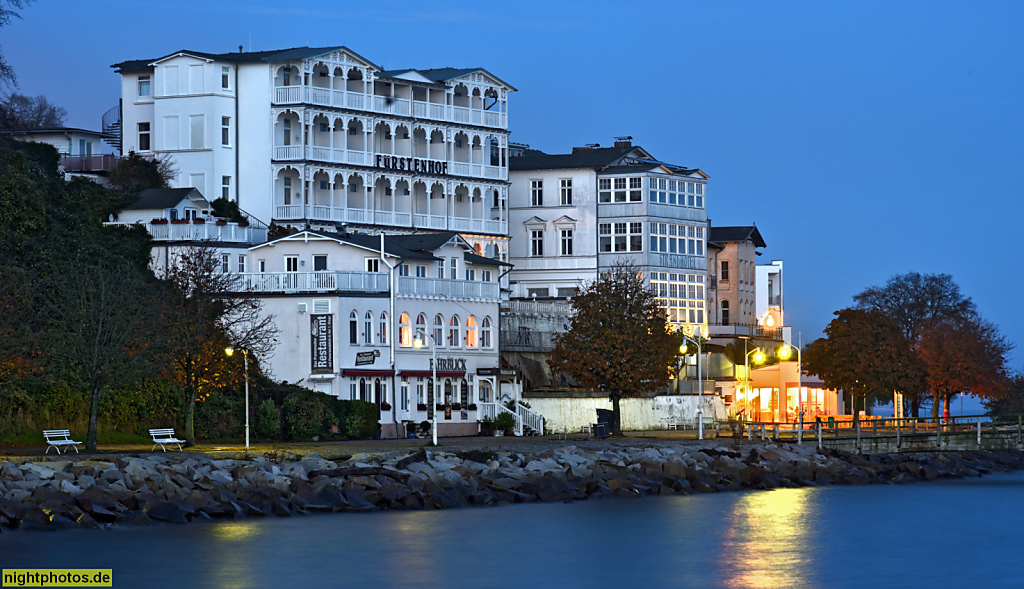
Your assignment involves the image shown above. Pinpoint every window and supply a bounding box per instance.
[399,313,411,347]
[138,75,151,97]
[433,315,444,348]
[465,316,477,348]
[379,312,388,345]
[481,270,492,282]
[437,260,445,279]
[283,120,291,146]
[649,223,703,256]
[364,312,372,345]
[527,288,549,298]
[416,379,424,404]
[629,177,642,201]
[651,272,705,325]
[366,258,379,272]
[398,264,409,277]
[448,316,461,348]
[221,66,230,90]
[220,254,230,273]
[560,229,573,256]
[530,180,543,206]
[416,313,427,342]
[721,300,730,326]
[530,230,544,257]
[599,223,611,252]
[349,312,358,344]
[285,256,298,272]
[237,255,245,273]
[189,115,204,149]
[465,269,475,281]
[721,261,729,281]
[599,222,642,253]
[614,177,627,202]
[221,117,231,146]
[258,259,266,273]
[556,287,577,298]
[400,382,409,411]
[559,178,572,205]
[138,122,151,151]
[598,178,611,203]
[481,317,492,348]
[283,177,292,203]
[313,255,327,272]
[415,265,427,278]
[449,258,457,281]
[221,176,231,199]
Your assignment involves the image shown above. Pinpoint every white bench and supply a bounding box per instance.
[149,428,185,452]
[43,429,82,455]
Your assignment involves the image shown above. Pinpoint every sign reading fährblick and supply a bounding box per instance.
[375,154,449,175]
[310,315,333,372]
[430,357,467,372]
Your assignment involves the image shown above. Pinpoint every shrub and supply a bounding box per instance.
[282,390,331,440]
[254,399,280,439]
[495,412,516,433]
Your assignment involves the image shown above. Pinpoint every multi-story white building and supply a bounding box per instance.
[236,229,540,438]
[112,46,515,258]
[507,140,710,330]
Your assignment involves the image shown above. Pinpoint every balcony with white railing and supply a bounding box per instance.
[106,219,268,245]
[238,271,389,293]
[397,276,500,301]
[273,205,506,235]
[271,87,508,130]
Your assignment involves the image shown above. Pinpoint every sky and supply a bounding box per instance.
[4,0,1023,369]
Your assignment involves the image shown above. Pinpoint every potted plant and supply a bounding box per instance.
[215,219,228,226]
[451,402,462,411]
[494,412,515,437]
[171,218,188,224]
[436,403,445,411]
[419,420,431,437]
[193,217,206,224]
[380,402,392,411]
[480,416,494,436]
[404,421,418,439]
[467,403,478,411]
[150,218,168,225]
[417,403,427,411]
[237,220,250,227]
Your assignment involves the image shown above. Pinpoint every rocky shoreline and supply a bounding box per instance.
[2,442,1022,532]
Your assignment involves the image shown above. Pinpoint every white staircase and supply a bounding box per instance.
[479,402,545,436]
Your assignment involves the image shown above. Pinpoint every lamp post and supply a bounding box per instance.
[745,346,765,421]
[414,331,437,446]
[225,346,249,450]
[681,327,703,440]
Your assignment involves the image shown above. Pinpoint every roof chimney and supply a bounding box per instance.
[614,135,633,149]
[572,143,601,154]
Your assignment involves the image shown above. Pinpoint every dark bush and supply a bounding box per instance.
[327,398,378,440]
[254,399,281,439]
[282,390,331,440]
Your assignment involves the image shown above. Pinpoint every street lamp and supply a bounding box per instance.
[225,346,249,450]
[413,331,437,446]
[681,328,704,440]
[745,346,765,420]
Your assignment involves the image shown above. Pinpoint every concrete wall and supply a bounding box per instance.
[523,393,727,433]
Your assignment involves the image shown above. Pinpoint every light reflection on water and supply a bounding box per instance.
[2,471,1023,588]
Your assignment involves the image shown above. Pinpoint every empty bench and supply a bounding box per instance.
[150,428,185,452]
[43,429,82,455]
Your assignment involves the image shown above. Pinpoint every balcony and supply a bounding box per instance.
[272,86,508,129]
[511,256,597,271]
[706,322,785,341]
[106,219,267,245]
[647,253,707,271]
[238,271,388,293]
[273,205,507,235]
[272,144,507,181]
[60,154,119,173]
[397,276,500,301]
[502,300,572,316]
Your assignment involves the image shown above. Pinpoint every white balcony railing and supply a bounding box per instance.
[397,276,500,300]
[275,86,301,103]
[274,145,302,160]
[238,271,388,293]
[107,220,268,245]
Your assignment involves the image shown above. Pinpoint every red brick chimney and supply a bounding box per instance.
[614,136,633,149]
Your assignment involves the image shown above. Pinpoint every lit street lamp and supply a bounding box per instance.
[681,328,704,440]
[413,331,437,446]
[745,346,765,420]
[225,346,249,450]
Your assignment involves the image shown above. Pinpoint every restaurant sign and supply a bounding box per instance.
[310,315,333,372]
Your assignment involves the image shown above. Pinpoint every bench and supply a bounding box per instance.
[149,428,185,452]
[43,429,82,455]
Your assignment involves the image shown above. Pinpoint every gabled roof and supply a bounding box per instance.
[708,226,767,249]
[464,252,512,267]
[124,188,206,211]
[113,46,378,73]
[417,67,516,91]
[510,145,653,172]
[249,230,475,262]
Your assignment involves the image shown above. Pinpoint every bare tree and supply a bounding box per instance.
[0,92,66,130]
[160,245,277,445]
[0,1,34,88]
[44,258,154,450]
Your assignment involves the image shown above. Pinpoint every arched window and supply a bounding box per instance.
[448,315,461,348]
[364,311,372,344]
[433,314,444,348]
[379,312,388,345]
[399,313,411,347]
[444,378,453,405]
[359,378,367,402]
[416,313,427,342]
[460,379,469,406]
[465,315,477,348]
[479,380,492,403]
[349,311,358,344]
[481,316,492,348]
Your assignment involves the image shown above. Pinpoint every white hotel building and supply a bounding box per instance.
[112,46,514,258]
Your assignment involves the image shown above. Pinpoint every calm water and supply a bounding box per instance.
[2,471,1023,588]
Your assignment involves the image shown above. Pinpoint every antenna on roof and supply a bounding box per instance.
[238,45,243,53]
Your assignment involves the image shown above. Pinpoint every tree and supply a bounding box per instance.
[0,1,33,88]
[854,272,976,416]
[984,372,1024,416]
[804,308,922,429]
[160,245,277,445]
[108,151,176,191]
[0,93,66,130]
[548,264,680,435]
[43,258,155,450]
[918,315,1011,419]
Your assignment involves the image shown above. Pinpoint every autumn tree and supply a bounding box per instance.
[548,264,681,435]
[43,258,155,450]
[804,308,922,429]
[854,272,976,416]
[160,245,277,445]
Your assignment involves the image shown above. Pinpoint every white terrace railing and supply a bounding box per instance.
[478,402,523,436]
[396,276,500,300]
[237,271,388,293]
[517,403,544,435]
[106,220,268,245]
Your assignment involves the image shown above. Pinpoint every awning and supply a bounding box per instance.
[399,370,468,378]
[341,369,395,377]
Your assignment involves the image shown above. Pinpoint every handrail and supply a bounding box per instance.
[479,402,523,436]
[516,402,544,434]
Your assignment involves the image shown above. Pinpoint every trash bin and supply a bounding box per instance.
[595,409,613,438]
[827,416,835,428]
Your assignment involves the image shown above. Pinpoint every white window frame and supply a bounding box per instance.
[137,122,151,152]
[530,229,544,257]
[530,179,543,206]
[138,75,151,98]
[559,178,572,206]
[221,175,231,200]
[559,228,573,256]
[221,116,231,147]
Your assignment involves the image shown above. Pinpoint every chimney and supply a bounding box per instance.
[572,143,601,154]
[614,135,633,149]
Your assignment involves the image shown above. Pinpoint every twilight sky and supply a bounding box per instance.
[5,0,1023,367]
